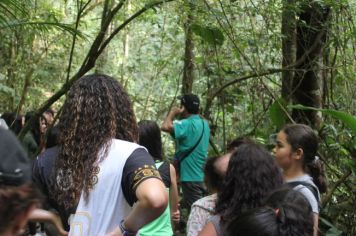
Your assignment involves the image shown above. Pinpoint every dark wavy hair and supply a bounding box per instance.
[25,111,47,147]
[215,143,283,228]
[0,183,41,233]
[138,120,163,161]
[282,124,327,193]
[227,188,313,236]
[226,136,254,152]
[53,74,138,209]
[203,156,222,192]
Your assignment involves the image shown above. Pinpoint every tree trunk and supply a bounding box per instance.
[291,1,330,126]
[181,1,195,94]
[281,0,297,102]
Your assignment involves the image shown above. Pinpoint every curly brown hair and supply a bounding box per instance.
[53,74,138,209]
[215,143,283,228]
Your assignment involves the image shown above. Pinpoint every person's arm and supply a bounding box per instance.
[313,213,319,236]
[28,209,68,236]
[107,178,168,236]
[198,222,218,236]
[169,164,180,222]
[161,107,183,133]
[187,204,205,236]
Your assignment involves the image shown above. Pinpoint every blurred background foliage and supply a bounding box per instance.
[0,0,355,235]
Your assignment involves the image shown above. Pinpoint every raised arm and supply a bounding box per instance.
[161,107,184,133]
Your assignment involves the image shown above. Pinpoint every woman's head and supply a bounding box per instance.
[226,188,313,236]
[24,111,48,147]
[216,143,283,222]
[138,120,163,161]
[274,124,327,193]
[54,74,138,208]
[226,136,253,153]
[203,156,225,193]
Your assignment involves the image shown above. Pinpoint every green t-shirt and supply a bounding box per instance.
[173,115,210,182]
[139,162,173,236]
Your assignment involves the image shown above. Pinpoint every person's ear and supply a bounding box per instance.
[294,148,304,161]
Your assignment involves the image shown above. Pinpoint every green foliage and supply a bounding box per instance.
[320,217,343,236]
[289,104,356,135]
[191,23,224,46]
[0,83,15,97]
[269,98,287,129]
[0,0,355,234]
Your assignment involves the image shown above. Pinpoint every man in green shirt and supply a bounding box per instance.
[162,94,210,210]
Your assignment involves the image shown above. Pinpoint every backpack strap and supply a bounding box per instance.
[287,181,320,208]
[175,118,205,163]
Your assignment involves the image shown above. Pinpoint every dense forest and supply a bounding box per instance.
[0,0,355,235]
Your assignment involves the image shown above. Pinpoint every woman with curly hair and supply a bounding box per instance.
[226,188,314,236]
[198,143,283,236]
[52,74,168,236]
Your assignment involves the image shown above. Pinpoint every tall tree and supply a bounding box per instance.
[281,0,296,103]
[181,1,195,94]
[291,1,331,126]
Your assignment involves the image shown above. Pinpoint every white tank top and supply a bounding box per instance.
[69,139,142,236]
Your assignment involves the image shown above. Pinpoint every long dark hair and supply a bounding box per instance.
[204,156,223,193]
[282,124,327,193]
[215,143,283,227]
[25,111,46,146]
[138,120,163,161]
[227,188,313,236]
[53,74,138,209]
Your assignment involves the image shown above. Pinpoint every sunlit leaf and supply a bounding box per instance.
[289,104,356,134]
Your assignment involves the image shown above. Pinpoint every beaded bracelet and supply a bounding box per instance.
[119,219,137,236]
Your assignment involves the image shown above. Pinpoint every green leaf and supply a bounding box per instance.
[289,104,356,135]
[269,98,287,129]
[320,217,343,236]
[0,83,15,97]
[191,24,224,46]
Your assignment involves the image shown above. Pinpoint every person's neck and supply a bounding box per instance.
[283,165,306,181]
[182,111,192,119]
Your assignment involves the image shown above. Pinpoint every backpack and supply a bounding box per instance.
[287,181,321,210]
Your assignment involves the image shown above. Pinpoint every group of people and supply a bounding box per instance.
[1,108,55,159]
[0,73,326,236]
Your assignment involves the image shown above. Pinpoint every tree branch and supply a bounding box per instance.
[18,0,174,140]
[97,0,175,57]
[322,170,352,208]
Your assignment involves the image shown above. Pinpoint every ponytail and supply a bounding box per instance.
[283,124,328,193]
[305,156,327,193]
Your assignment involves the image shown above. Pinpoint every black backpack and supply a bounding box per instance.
[286,181,321,210]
